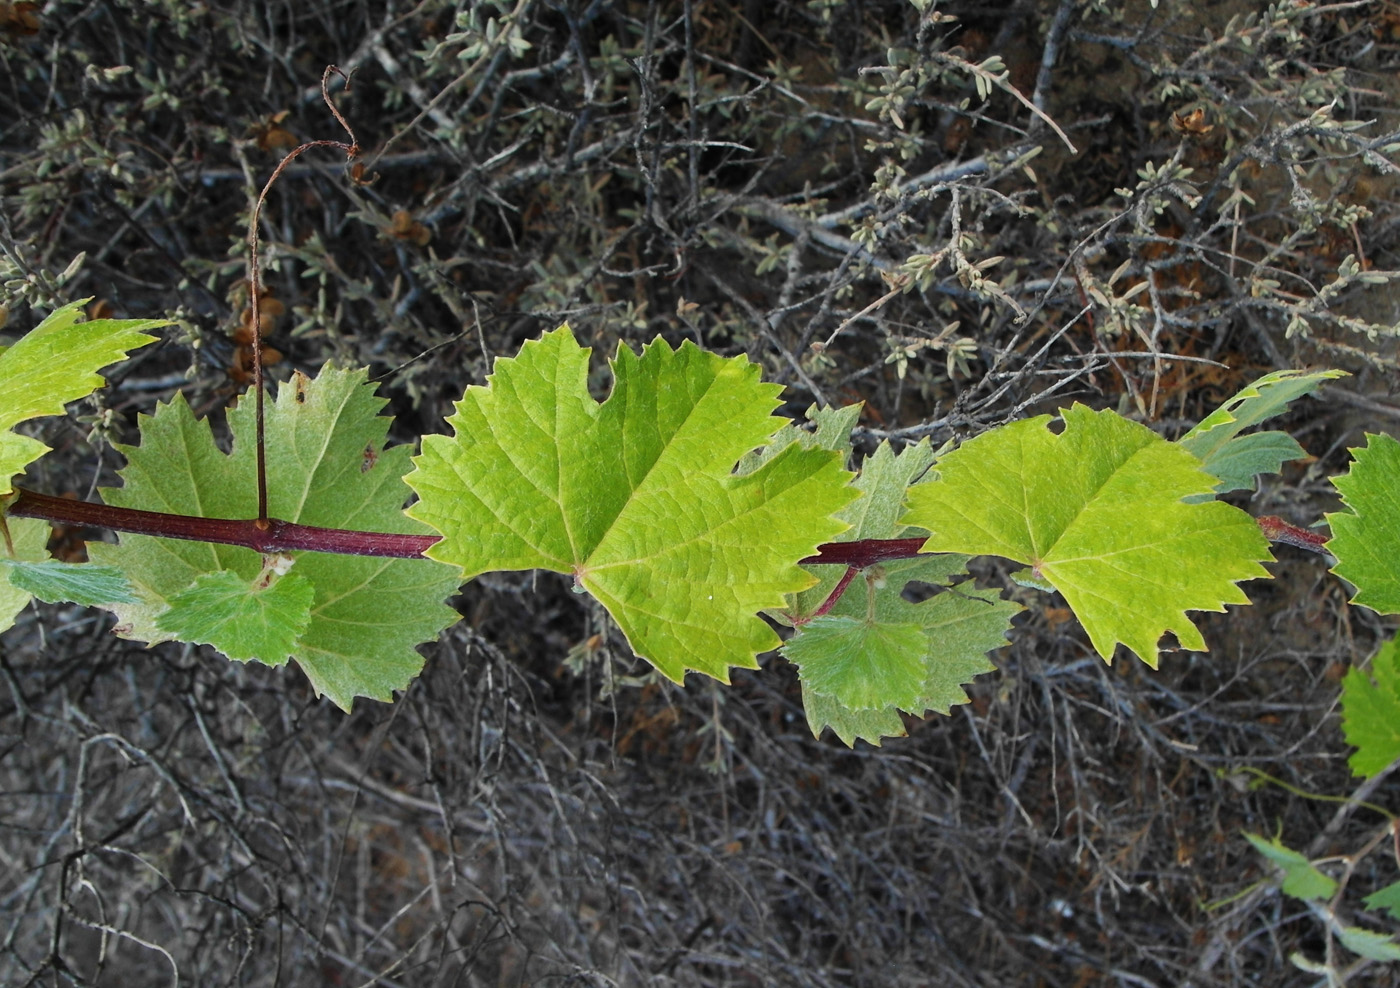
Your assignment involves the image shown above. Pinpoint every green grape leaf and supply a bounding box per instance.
[1178,369,1345,492]
[157,566,314,664]
[904,405,1271,667]
[1336,926,1400,962]
[1341,637,1400,779]
[89,367,460,709]
[0,299,165,496]
[778,436,1019,745]
[2,558,137,606]
[406,327,857,684]
[1182,430,1307,497]
[1364,881,1400,922]
[1328,433,1400,615]
[1244,832,1338,901]
[0,516,50,631]
[787,615,931,711]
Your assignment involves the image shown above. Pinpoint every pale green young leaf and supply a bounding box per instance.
[0,516,49,631]
[406,327,857,684]
[89,367,460,709]
[779,438,1018,745]
[1364,881,1400,921]
[1244,832,1338,901]
[157,568,314,665]
[785,558,1015,718]
[904,405,1272,667]
[3,558,137,605]
[1341,637,1400,779]
[1328,433,1400,615]
[1336,926,1400,962]
[0,299,166,495]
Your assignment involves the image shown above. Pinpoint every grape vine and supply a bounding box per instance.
[1,301,1394,748]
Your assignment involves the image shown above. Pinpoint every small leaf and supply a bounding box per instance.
[3,558,137,605]
[407,327,857,684]
[1179,368,1345,465]
[1341,637,1400,778]
[780,436,1019,745]
[157,568,314,665]
[1182,430,1307,498]
[1244,832,1338,901]
[0,299,165,495]
[1336,925,1400,962]
[1328,433,1400,615]
[0,516,49,631]
[1363,881,1400,921]
[904,405,1272,666]
[786,614,928,711]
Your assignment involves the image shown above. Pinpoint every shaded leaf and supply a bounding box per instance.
[0,516,49,631]
[3,558,137,605]
[90,367,460,709]
[1363,881,1400,922]
[1178,368,1345,492]
[157,567,314,664]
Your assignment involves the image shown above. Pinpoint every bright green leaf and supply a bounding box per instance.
[1341,637,1400,779]
[157,566,314,664]
[0,516,49,631]
[904,405,1272,667]
[2,558,137,605]
[1364,881,1400,921]
[90,367,460,709]
[1328,433,1400,615]
[0,299,165,496]
[1244,832,1338,901]
[1336,925,1400,962]
[407,327,857,684]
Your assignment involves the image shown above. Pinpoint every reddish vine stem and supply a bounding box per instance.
[246,65,359,525]
[7,488,1332,567]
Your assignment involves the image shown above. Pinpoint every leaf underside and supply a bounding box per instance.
[407,326,857,684]
[90,367,460,709]
[0,517,50,632]
[0,299,165,496]
[904,404,1272,667]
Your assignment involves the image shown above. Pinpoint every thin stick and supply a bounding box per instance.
[246,66,360,525]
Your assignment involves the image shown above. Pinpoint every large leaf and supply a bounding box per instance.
[771,424,1019,745]
[89,368,460,709]
[903,405,1272,666]
[1341,636,1400,779]
[0,299,165,495]
[406,326,857,684]
[1178,368,1345,494]
[1328,433,1400,615]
